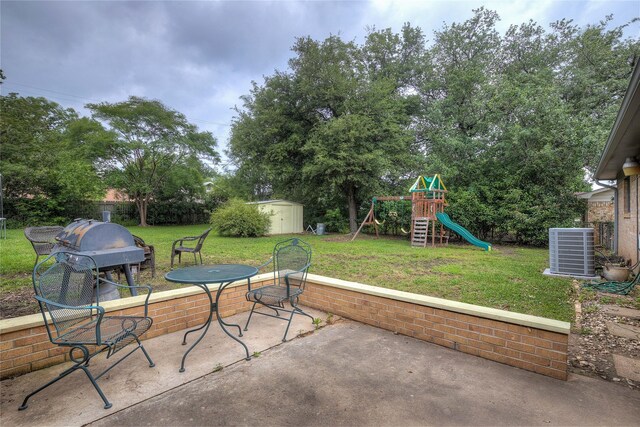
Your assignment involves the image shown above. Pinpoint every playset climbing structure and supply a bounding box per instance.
[351,174,491,251]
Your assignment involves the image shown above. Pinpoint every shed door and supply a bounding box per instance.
[277,204,291,234]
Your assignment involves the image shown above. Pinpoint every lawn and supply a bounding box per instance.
[0,225,574,322]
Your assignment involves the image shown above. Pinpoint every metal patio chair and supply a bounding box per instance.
[244,238,314,342]
[19,252,155,411]
[24,226,64,268]
[170,227,212,269]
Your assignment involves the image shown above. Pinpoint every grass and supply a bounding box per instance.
[0,225,575,322]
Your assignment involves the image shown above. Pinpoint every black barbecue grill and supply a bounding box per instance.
[53,219,145,297]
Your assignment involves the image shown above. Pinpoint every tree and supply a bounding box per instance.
[230,28,425,231]
[229,11,638,243]
[555,16,640,175]
[87,96,218,226]
[0,94,107,203]
[414,9,639,244]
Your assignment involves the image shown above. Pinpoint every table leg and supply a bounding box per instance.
[179,284,214,372]
[216,281,251,361]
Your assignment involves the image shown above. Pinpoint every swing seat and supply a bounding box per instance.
[400,227,410,235]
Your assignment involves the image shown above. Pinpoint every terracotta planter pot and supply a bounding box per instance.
[602,264,630,282]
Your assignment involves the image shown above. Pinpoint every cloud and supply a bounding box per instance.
[1,0,638,160]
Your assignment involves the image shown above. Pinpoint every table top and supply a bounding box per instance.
[164,264,258,285]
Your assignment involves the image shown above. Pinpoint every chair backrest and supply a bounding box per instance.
[24,226,64,255]
[34,253,98,343]
[273,238,312,290]
[194,228,212,251]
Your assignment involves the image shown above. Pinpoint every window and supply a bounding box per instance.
[624,176,631,214]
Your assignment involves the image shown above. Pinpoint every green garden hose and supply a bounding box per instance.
[582,272,640,295]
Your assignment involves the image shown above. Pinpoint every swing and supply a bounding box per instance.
[386,209,411,236]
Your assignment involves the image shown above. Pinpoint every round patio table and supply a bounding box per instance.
[165,264,258,372]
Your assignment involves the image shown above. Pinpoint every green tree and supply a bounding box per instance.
[0,94,107,204]
[555,16,640,175]
[416,9,637,244]
[87,96,218,226]
[230,29,424,231]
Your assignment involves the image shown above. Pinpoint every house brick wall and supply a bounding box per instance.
[617,174,640,269]
[586,201,614,223]
[0,275,569,381]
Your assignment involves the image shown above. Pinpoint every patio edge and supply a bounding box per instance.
[306,274,570,334]
[1,273,570,380]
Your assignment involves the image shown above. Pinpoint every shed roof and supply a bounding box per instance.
[246,199,303,206]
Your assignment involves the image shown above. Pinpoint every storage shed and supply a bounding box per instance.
[248,200,304,235]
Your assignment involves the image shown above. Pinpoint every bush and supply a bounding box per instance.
[210,199,271,237]
[323,208,350,233]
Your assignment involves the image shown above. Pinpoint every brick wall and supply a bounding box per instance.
[0,274,570,381]
[586,201,614,223]
[299,278,568,380]
[617,174,639,269]
[0,277,271,379]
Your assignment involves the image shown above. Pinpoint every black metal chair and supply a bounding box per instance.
[244,238,314,342]
[24,226,64,268]
[170,227,212,269]
[19,252,155,411]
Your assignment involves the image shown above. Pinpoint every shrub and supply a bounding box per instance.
[323,208,350,233]
[211,199,271,237]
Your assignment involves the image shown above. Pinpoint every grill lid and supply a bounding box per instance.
[55,219,136,252]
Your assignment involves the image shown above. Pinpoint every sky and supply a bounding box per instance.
[2,0,639,169]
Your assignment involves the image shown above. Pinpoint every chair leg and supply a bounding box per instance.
[283,300,314,342]
[81,365,112,409]
[199,251,203,265]
[282,309,297,342]
[193,252,197,265]
[19,362,81,410]
[243,301,258,331]
[136,337,155,367]
[19,345,113,411]
[170,252,175,269]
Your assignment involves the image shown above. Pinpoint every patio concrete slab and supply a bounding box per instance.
[92,321,640,427]
[0,306,327,427]
[3,317,640,427]
[613,354,640,382]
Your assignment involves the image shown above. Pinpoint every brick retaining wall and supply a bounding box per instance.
[0,274,570,381]
[300,275,568,380]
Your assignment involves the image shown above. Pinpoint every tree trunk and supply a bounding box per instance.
[347,185,358,233]
[136,198,148,227]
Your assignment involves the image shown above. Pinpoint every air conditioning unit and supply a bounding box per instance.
[549,228,595,277]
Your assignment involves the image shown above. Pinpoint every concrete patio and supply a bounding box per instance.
[1,307,639,426]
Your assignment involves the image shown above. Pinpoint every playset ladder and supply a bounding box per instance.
[411,218,429,247]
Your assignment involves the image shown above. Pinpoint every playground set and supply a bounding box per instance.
[351,174,491,251]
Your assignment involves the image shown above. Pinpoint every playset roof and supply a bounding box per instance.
[409,174,447,193]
